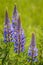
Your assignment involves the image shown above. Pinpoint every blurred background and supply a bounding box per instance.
[0,0,43,65]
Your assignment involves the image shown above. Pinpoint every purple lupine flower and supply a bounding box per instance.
[28,33,38,62]
[14,16,25,54]
[12,4,19,29]
[4,10,14,42]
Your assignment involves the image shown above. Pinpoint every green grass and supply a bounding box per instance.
[0,0,43,65]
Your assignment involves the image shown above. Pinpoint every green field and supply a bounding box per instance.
[0,0,43,65]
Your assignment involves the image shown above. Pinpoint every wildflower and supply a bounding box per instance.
[12,4,19,29]
[28,33,38,62]
[14,16,25,54]
[4,11,14,42]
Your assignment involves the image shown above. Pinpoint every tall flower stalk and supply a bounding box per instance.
[28,33,38,63]
[12,4,19,29]
[4,10,14,42]
[12,5,19,42]
[14,16,25,54]
[12,5,25,54]
[3,10,11,65]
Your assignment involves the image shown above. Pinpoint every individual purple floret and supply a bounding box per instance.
[14,16,25,54]
[4,10,14,42]
[28,33,38,62]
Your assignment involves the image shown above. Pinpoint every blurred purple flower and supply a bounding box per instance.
[28,33,38,62]
[14,16,25,54]
[11,4,25,54]
[12,4,19,29]
[4,11,14,42]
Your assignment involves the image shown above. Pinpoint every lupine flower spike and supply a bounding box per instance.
[12,5,19,41]
[12,4,19,29]
[14,16,25,54]
[4,10,14,42]
[28,33,38,62]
